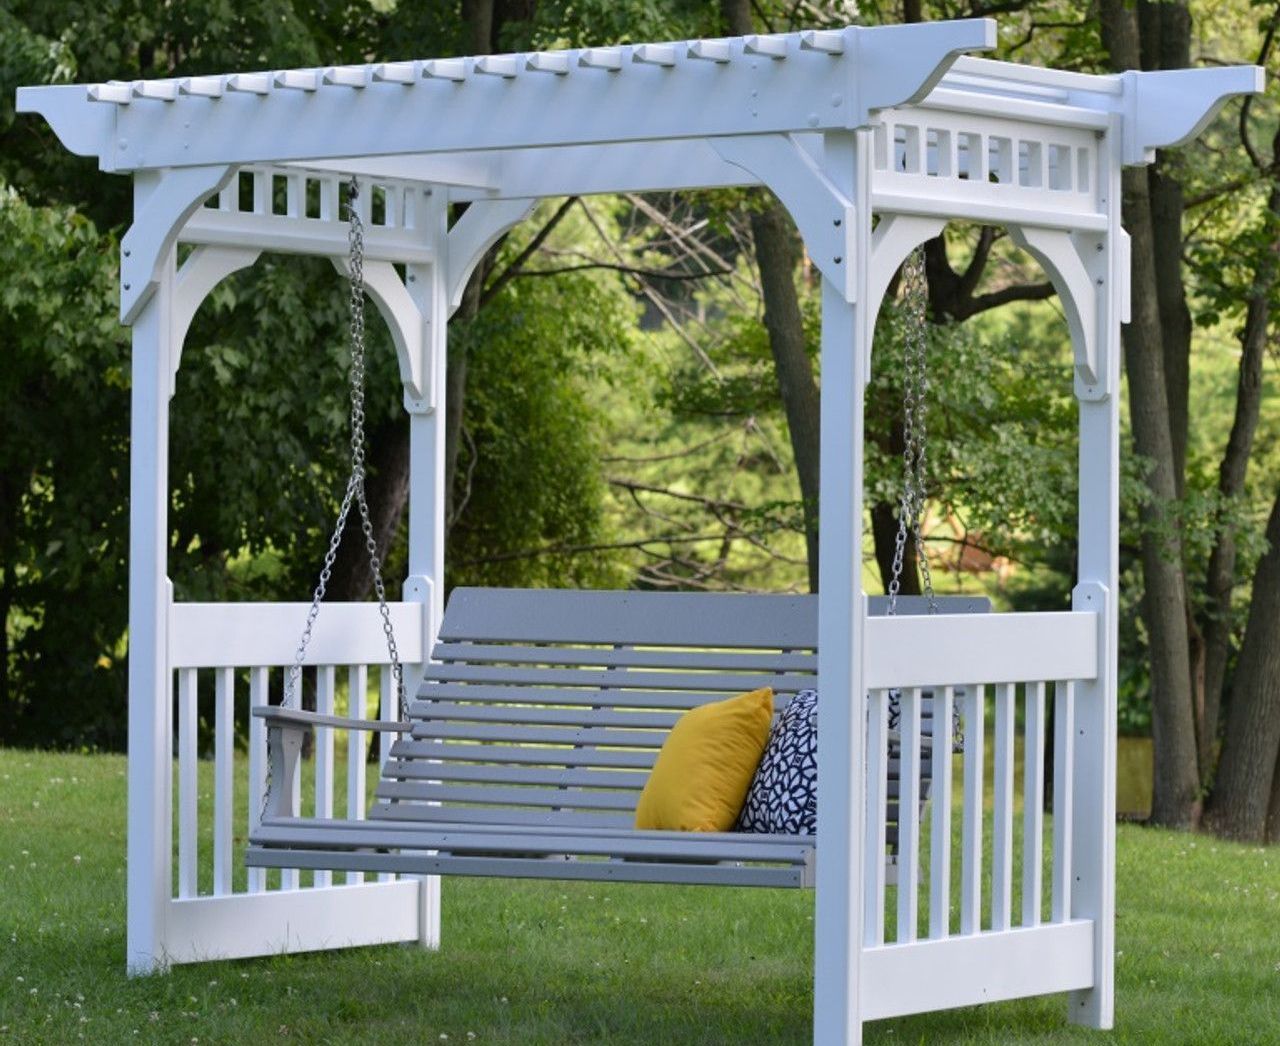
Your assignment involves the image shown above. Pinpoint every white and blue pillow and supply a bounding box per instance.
[736,688,818,835]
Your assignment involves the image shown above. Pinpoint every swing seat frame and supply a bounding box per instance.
[248,588,986,889]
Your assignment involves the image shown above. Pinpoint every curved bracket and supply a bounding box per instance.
[712,134,856,301]
[852,18,997,119]
[121,165,235,324]
[15,84,115,162]
[171,245,261,395]
[1121,66,1264,166]
[446,198,536,315]
[867,213,947,324]
[1008,226,1104,395]
[333,257,433,413]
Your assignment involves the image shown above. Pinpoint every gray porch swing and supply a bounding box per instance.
[253,178,981,890]
[17,15,1261,1043]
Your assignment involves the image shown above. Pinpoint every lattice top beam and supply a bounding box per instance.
[19,21,999,174]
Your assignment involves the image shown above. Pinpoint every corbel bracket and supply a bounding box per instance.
[865,213,948,372]
[121,165,235,324]
[1119,66,1264,167]
[170,245,261,396]
[332,257,434,413]
[1008,226,1124,399]
[712,134,857,302]
[445,198,537,315]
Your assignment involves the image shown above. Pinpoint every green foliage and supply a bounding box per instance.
[0,184,130,747]
[448,215,639,591]
[0,8,644,748]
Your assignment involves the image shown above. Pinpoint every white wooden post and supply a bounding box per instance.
[813,128,871,1046]
[402,187,448,950]
[1067,116,1122,1030]
[126,172,176,974]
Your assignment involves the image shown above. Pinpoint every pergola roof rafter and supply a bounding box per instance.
[22,20,998,174]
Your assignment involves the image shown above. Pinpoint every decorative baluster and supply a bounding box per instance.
[314,665,336,889]
[177,668,199,899]
[1023,680,1047,926]
[961,684,985,934]
[991,682,1016,930]
[247,667,269,893]
[347,664,368,885]
[897,688,922,942]
[1052,680,1076,922]
[929,685,954,939]
[213,666,235,896]
[863,687,890,946]
[378,666,397,884]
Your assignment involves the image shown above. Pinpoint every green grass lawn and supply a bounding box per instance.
[1,747,1277,1045]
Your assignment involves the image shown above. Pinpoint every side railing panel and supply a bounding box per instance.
[162,599,429,965]
[860,610,1102,1020]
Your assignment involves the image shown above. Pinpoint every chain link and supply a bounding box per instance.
[282,177,407,719]
[887,248,938,617]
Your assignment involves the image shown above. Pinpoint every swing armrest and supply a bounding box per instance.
[252,706,410,733]
[255,707,410,820]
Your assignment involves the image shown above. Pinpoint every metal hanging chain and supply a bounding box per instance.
[887,247,939,617]
[283,177,407,721]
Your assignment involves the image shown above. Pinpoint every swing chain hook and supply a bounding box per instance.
[887,247,938,618]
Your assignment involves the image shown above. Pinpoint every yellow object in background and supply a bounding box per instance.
[634,687,775,832]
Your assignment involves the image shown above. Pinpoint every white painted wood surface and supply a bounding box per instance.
[17,13,1259,1039]
[169,600,427,667]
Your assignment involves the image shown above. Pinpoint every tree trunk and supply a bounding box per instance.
[1100,1,1201,827]
[1201,181,1278,782]
[442,0,499,534]
[869,414,921,595]
[1123,167,1202,827]
[1203,490,1280,841]
[722,0,821,593]
[750,203,822,592]
[325,417,411,601]
[1268,749,1280,844]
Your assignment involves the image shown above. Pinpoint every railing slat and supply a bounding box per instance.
[961,684,985,935]
[279,667,300,892]
[1023,680,1046,927]
[991,682,1016,931]
[347,664,368,885]
[929,685,954,939]
[897,688,922,943]
[177,668,198,900]
[378,665,396,884]
[1052,680,1076,922]
[213,666,235,896]
[314,665,336,889]
[864,688,890,946]
[247,667,269,893]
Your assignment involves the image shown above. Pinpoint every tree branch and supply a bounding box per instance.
[960,280,1056,318]
[510,261,729,282]
[479,196,578,307]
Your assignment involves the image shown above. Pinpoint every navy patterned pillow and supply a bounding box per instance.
[736,689,818,836]
[886,688,966,750]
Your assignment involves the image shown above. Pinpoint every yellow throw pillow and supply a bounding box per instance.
[634,687,775,832]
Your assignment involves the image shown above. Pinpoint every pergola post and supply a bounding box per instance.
[1067,116,1124,1031]
[402,188,449,950]
[812,128,873,1046]
[125,176,177,974]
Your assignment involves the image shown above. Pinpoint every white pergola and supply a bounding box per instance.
[18,17,1261,1045]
